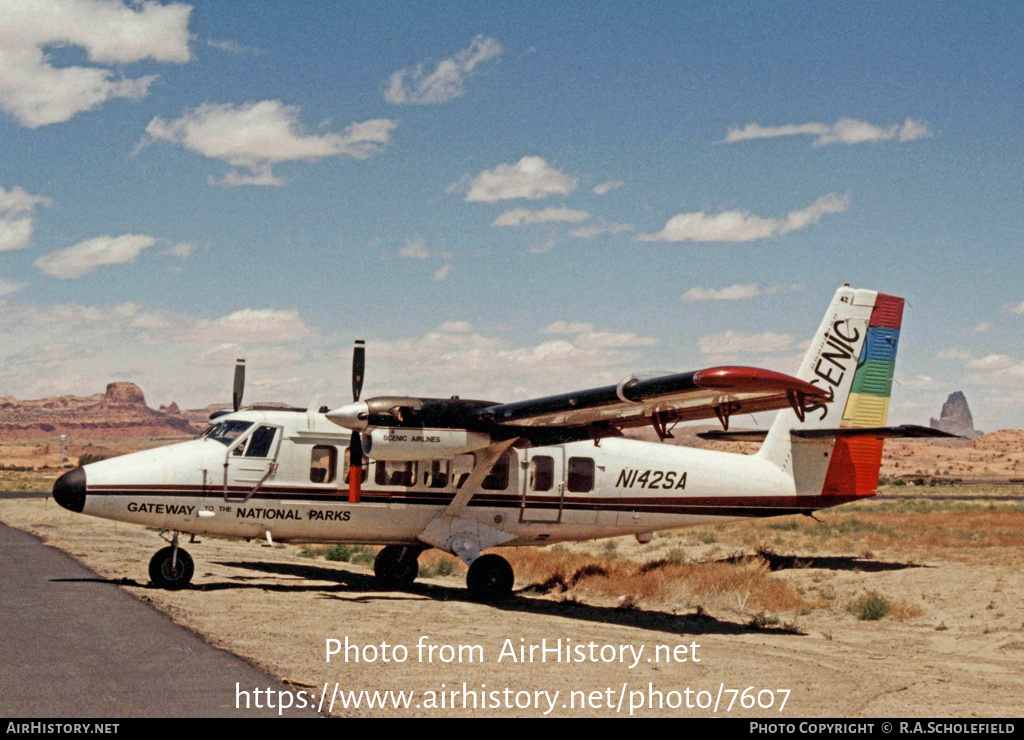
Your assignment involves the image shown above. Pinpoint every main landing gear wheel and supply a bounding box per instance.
[466,554,514,601]
[373,545,421,588]
[149,546,194,590]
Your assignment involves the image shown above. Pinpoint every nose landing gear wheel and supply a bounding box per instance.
[373,545,421,588]
[466,554,514,601]
[149,546,194,590]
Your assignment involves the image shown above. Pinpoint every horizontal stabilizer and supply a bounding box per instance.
[699,424,961,443]
[696,429,770,442]
[791,424,962,439]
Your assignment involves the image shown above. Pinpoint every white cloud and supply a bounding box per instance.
[937,347,972,361]
[569,222,633,239]
[188,308,311,345]
[365,323,659,401]
[527,240,556,255]
[967,354,1015,370]
[681,283,801,302]
[206,39,265,57]
[0,0,191,128]
[398,239,431,259]
[0,278,25,297]
[574,331,657,350]
[459,156,577,203]
[493,207,590,227]
[540,320,654,349]
[542,321,595,335]
[724,118,932,147]
[637,193,849,242]
[1009,300,1024,315]
[162,242,198,260]
[593,180,623,196]
[197,343,303,369]
[439,320,474,333]
[433,264,453,282]
[0,299,322,407]
[900,375,936,390]
[386,35,501,105]
[33,234,157,279]
[698,330,793,356]
[142,101,397,186]
[0,186,51,251]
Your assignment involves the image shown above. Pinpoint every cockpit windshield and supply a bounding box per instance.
[206,420,253,446]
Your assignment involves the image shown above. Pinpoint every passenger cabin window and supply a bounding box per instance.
[244,426,277,458]
[530,456,554,492]
[482,452,511,490]
[452,454,475,489]
[342,448,368,484]
[424,460,450,489]
[375,460,416,487]
[567,457,595,492]
[310,445,337,484]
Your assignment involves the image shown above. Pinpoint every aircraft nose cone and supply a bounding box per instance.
[52,466,86,513]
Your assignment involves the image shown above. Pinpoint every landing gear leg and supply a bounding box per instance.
[466,553,514,601]
[373,545,422,589]
[149,532,194,590]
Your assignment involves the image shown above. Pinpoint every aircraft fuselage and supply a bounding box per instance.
[57,408,854,549]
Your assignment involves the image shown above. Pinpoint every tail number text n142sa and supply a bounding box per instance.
[616,469,687,490]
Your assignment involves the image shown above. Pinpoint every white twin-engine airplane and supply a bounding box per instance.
[52,285,942,600]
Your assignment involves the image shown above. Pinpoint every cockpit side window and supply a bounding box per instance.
[208,420,253,446]
[244,426,277,458]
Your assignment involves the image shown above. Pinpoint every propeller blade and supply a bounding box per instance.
[349,339,365,503]
[350,431,363,466]
[352,339,365,402]
[232,358,246,412]
[348,429,362,505]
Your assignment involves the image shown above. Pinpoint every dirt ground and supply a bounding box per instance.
[3,496,1023,718]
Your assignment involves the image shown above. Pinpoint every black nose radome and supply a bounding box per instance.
[53,466,86,513]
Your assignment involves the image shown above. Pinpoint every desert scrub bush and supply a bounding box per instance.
[849,591,891,620]
[418,552,462,578]
[299,544,375,564]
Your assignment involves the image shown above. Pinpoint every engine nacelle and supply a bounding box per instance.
[361,428,493,461]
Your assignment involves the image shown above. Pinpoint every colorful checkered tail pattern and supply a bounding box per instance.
[756,286,904,498]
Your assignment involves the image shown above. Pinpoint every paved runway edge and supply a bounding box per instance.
[0,520,322,718]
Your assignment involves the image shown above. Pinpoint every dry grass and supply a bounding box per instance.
[660,493,1024,559]
[501,546,803,614]
[0,469,60,492]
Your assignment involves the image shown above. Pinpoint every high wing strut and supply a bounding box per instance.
[416,438,519,563]
[651,411,678,441]
[713,400,741,432]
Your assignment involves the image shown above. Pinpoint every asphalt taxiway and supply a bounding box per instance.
[0,516,322,718]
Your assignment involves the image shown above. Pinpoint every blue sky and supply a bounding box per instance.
[1,1,1022,431]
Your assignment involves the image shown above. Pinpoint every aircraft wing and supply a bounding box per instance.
[471,366,831,437]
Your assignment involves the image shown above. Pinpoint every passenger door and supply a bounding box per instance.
[519,448,565,523]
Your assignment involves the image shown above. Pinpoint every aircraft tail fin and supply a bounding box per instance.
[757,286,904,498]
